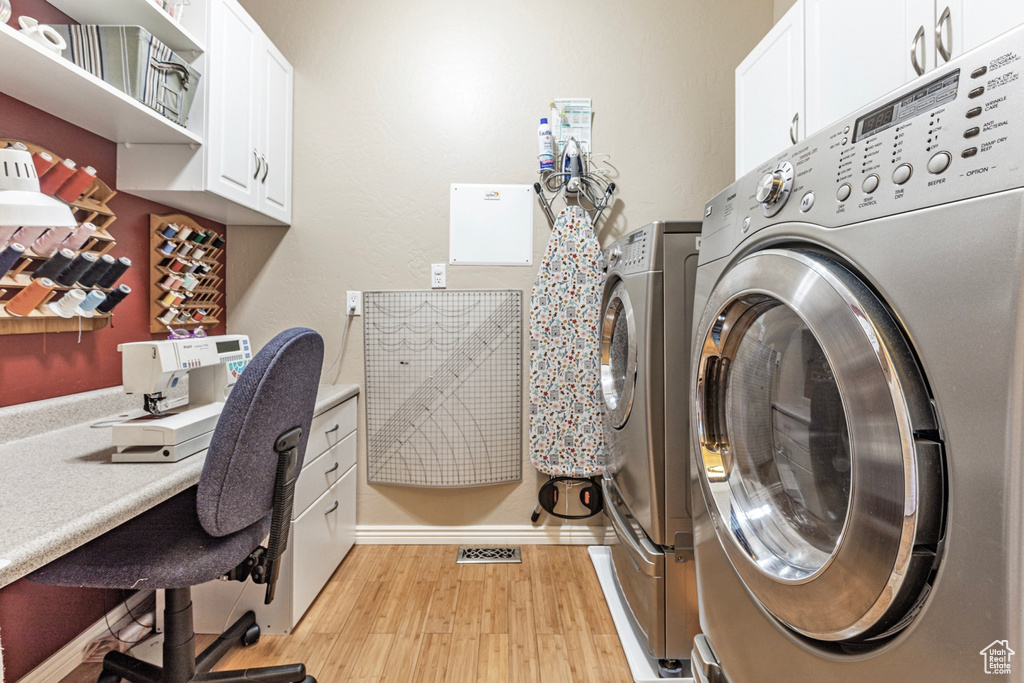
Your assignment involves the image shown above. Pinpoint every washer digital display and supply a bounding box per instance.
[854,70,960,142]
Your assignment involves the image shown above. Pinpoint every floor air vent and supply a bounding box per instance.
[456,546,522,564]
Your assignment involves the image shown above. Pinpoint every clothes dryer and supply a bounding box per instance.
[599,221,702,668]
[690,24,1024,682]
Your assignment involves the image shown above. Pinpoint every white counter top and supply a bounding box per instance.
[0,383,359,588]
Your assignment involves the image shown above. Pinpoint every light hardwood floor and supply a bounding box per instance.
[61,545,633,683]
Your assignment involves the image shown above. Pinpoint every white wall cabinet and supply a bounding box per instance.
[735,1,804,178]
[738,1,1024,176]
[118,0,293,226]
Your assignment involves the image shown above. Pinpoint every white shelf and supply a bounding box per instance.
[47,0,204,54]
[0,22,202,145]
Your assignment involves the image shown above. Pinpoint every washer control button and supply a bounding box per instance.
[972,65,988,78]
[927,151,952,174]
[799,192,815,212]
[964,127,980,138]
[962,147,978,158]
[966,107,983,118]
[843,126,850,134]
[741,216,752,233]
[892,164,913,185]
[836,183,852,202]
[862,174,880,194]
[969,86,986,98]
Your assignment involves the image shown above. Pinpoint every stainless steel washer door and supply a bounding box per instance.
[692,248,945,643]
[601,279,638,429]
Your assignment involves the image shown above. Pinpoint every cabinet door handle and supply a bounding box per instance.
[910,25,926,75]
[789,112,799,145]
[325,423,340,434]
[936,6,952,63]
[261,155,269,184]
[324,501,339,515]
[324,462,340,474]
[253,149,262,180]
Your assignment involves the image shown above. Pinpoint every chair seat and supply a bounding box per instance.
[29,486,271,590]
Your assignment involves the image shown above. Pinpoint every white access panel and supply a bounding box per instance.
[449,184,533,266]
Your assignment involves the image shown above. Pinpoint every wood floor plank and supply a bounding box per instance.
[506,544,532,582]
[412,632,451,683]
[317,630,368,682]
[481,563,509,634]
[424,570,461,634]
[536,634,575,683]
[529,547,562,635]
[593,633,634,683]
[445,579,484,683]
[555,581,603,683]
[350,632,395,681]
[371,546,423,633]
[379,632,423,683]
[476,632,510,683]
[567,546,617,636]
[508,580,541,683]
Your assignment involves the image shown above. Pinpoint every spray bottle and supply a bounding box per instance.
[537,118,554,172]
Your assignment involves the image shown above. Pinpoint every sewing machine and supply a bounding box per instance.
[111,335,252,462]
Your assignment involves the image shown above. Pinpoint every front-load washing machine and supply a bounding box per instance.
[690,25,1024,682]
[599,221,702,668]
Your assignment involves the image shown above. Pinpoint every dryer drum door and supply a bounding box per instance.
[693,248,945,643]
[601,279,638,429]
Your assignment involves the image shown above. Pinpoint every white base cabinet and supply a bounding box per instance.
[192,396,357,635]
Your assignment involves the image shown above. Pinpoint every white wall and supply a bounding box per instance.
[230,0,774,533]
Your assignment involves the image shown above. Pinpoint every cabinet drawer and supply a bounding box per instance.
[306,397,357,461]
[290,464,356,620]
[294,431,356,517]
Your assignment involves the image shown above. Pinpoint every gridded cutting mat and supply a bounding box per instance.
[363,290,523,487]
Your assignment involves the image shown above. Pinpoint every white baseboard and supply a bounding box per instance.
[20,591,153,683]
[355,523,615,546]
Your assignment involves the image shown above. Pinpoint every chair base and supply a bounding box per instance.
[98,587,314,683]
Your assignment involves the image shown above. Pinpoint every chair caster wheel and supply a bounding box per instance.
[242,624,261,646]
[98,674,121,683]
[301,677,316,683]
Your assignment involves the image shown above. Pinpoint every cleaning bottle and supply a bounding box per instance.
[537,118,554,172]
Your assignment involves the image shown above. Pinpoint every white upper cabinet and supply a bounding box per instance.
[805,0,934,135]
[117,0,294,226]
[735,1,805,178]
[940,0,1024,60]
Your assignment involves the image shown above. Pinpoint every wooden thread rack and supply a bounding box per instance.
[149,213,225,334]
[0,139,120,335]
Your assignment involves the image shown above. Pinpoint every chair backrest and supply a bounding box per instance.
[197,328,324,537]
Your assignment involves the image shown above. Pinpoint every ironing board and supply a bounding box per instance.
[529,206,607,477]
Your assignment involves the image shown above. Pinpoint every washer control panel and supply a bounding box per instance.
[606,226,654,275]
[702,23,1024,255]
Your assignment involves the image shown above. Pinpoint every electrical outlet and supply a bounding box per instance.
[431,263,446,289]
[346,291,362,315]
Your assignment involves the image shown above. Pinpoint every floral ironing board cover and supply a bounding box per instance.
[529,206,607,477]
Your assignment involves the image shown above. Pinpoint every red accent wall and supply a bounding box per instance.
[0,2,228,678]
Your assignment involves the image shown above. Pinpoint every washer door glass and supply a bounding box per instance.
[693,248,944,643]
[601,280,637,429]
[725,303,851,577]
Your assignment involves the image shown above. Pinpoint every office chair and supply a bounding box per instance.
[30,328,325,683]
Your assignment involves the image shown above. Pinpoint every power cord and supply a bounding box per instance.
[322,300,357,382]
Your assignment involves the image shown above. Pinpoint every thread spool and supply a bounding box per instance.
[159,291,178,307]
[168,258,186,273]
[157,307,178,325]
[176,226,193,242]
[39,158,76,196]
[96,284,130,313]
[58,222,97,253]
[31,151,54,178]
[33,248,75,281]
[55,252,97,286]
[186,262,201,274]
[77,253,116,288]
[210,235,225,249]
[160,224,179,239]
[0,243,26,278]
[5,277,54,317]
[192,309,207,322]
[190,230,206,244]
[95,257,130,288]
[30,227,72,258]
[48,288,87,318]
[159,240,177,255]
[11,226,49,247]
[55,165,97,203]
[176,310,193,323]
[75,289,107,317]
[176,242,193,258]
[193,247,206,260]
[0,227,19,245]
[181,273,198,291]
